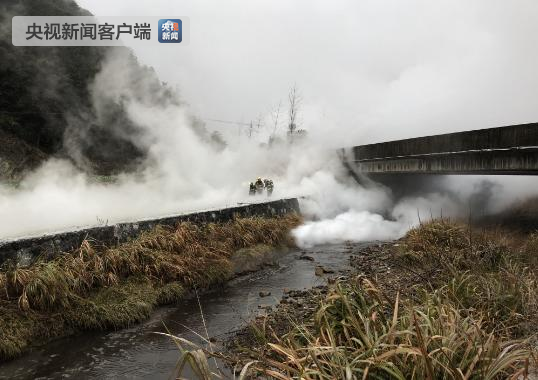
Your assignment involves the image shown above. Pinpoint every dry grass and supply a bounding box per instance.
[216,220,537,379]
[243,277,534,379]
[398,220,538,334]
[397,219,532,271]
[168,275,535,379]
[523,232,538,267]
[0,213,301,360]
[398,219,511,271]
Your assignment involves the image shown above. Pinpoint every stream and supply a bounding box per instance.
[0,242,368,379]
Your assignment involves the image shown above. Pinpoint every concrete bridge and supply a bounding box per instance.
[344,122,538,175]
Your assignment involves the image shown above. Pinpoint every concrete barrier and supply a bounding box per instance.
[0,198,300,266]
[353,122,538,160]
[348,123,538,175]
[355,148,538,175]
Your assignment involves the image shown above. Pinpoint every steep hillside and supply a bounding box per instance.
[0,0,146,179]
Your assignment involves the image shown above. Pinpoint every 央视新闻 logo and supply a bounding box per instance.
[158,19,182,43]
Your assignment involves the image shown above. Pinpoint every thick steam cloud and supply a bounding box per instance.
[2,14,538,244]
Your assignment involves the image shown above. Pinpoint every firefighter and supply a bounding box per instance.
[255,177,264,194]
[249,182,256,196]
[265,179,274,196]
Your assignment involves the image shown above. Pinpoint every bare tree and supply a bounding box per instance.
[247,116,263,140]
[248,120,254,139]
[271,100,282,137]
[255,114,263,132]
[287,85,301,139]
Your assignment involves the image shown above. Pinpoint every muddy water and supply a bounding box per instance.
[0,243,367,380]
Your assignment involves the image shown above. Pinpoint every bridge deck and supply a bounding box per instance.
[350,123,538,175]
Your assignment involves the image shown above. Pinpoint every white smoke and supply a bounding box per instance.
[1,45,537,242]
[291,171,538,248]
[293,211,406,248]
[0,50,327,238]
[3,1,538,242]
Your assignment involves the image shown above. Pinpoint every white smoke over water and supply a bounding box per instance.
[293,211,406,248]
[2,1,538,243]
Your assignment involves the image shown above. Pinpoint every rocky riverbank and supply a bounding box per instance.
[222,220,538,379]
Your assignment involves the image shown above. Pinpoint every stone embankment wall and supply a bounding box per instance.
[0,198,300,266]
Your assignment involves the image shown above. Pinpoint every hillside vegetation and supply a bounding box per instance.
[0,0,151,179]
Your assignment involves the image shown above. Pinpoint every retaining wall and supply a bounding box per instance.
[0,198,300,266]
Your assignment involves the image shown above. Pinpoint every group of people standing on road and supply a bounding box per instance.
[249,177,274,196]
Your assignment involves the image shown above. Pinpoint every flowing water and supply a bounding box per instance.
[0,243,367,379]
